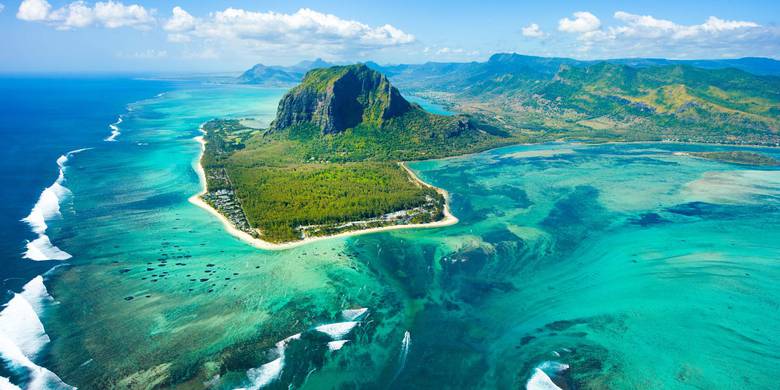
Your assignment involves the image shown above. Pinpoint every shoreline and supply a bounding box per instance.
[188,131,459,251]
[190,131,775,251]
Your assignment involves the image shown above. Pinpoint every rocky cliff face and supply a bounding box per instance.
[272,64,413,134]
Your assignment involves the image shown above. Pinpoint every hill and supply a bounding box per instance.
[237,58,335,86]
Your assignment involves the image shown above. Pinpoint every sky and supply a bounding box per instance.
[0,0,779,73]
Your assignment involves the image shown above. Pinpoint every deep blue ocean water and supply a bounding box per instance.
[0,76,170,299]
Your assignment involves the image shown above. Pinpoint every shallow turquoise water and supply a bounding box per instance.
[8,83,779,389]
[404,94,454,115]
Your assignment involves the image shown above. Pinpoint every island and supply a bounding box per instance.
[683,151,780,166]
[193,64,514,246]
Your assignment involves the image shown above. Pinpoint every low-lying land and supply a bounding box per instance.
[684,151,780,166]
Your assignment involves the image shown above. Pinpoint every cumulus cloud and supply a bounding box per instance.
[163,7,415,59]
[554,11,778,58]
[611,11,759,40]
[17,0,50,21]
[116,49,167,58]
[522,23,545,38]
[558,11,600,33]
[424,46,480,60]
[16,0,155,30]
[164,6,194,32]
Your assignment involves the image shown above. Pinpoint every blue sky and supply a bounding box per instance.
[1,0,779,72]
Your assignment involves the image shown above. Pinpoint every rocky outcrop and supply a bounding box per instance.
[272,64,413,134]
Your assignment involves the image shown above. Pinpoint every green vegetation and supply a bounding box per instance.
[202,118,448,243]
[385,55,780,146]
[230,161,442,242]
[687,151,780,166]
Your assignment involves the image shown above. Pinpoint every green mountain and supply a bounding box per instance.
[378,55,780,145]
[272,64,413,134]
[237,64,300,86]
[237,58,335,86]
[268,64,511,161]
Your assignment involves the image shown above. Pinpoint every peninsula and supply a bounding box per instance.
[196,59,780,247]
[194,64,512,246]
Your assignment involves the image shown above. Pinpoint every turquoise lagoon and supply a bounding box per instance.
[6,83,780,389]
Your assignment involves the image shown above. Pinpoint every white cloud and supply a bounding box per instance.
[0,4,5,14]
[93,1,154,29]
[164,7,415,60]
[116,49,167,59]
[426,46,480,60]
[522,23,545,38]
[17,0,50,21]
[49,1,94,28]
[16,0,155,30]
[436,47,463,55]
[612,11,759,40]
[557,11,777,58]
[558,11,600,33]
[164,6,195,32]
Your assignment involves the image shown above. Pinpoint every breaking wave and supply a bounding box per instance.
[526,361,569,390]
[313,322,358,340]
[341,308,368,321]
[21,148,88,261]
[0,376,21,389]
[104,116,123,142]
[0,276,74,389]
[326,340,349,351]
[242,333,300,390]
[242,310,368,389]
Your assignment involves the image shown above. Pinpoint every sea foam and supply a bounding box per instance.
[242,311,368,388]
[21,149,88,261]
[242,333,300,389]
[341,308,368,321]
[314,322,358,340]
[0,376,21,390]
[526,361,569,390]
[104,116,123,142]
[326,340,349,351]
[0,276,74,389]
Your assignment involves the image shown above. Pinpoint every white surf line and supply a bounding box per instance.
[313,322,359,340]
[241,333,301,389]
[21,148,90,261]
[104,116,123,142]
[0,276,75,389]
[241,309,369,389]
[526,361,569,390]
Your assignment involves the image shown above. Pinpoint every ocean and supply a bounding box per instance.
[0,76,171,292]
[0,78,778,389]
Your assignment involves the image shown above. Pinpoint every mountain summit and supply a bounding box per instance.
[272,64,413,134]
